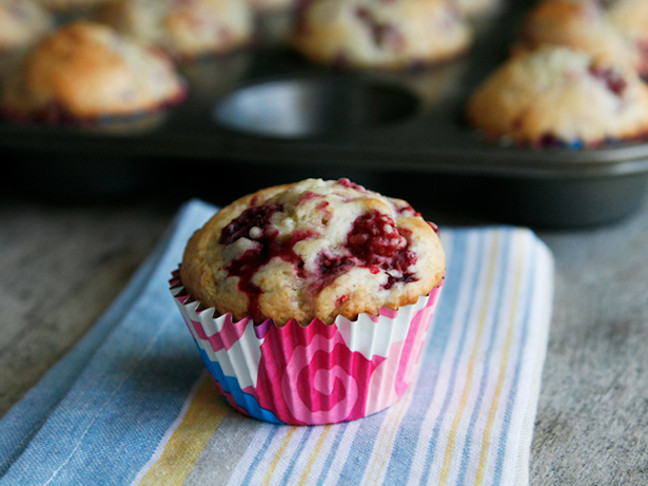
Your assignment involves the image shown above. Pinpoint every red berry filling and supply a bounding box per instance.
[314,209,418,292]
[588,65,626,96]
[336,178,366,191]
[220,204,419,321]
[219,204,282,245]
[347,210,408,265]
[221,204,317,322]
[354,7,403,50]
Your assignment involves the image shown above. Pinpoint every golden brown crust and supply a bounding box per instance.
[180,179,445,325]
[1,21,186,120]
[467,45,648,146]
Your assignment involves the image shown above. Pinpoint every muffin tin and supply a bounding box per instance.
[2,0,648,227]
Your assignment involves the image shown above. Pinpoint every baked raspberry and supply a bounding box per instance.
[219,204,282,245]
[347,210,407,263]
[346,210,418,288]
[589,65,626,95]
[354,7,402,49]
[336,178,366,191]
[318,252,353,276]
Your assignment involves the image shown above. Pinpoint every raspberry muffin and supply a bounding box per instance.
[0,21,187,124]
[172,178,445,424]
[290,0,472,69]
[0,0,52,54]
[180,178,444,325]
[95,0,254,60]
[515,0,641,75]
[467,45,648,147]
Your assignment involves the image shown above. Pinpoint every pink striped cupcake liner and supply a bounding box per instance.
[170,269,443,425]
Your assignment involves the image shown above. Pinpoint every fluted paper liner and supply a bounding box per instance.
[170,269,443,425]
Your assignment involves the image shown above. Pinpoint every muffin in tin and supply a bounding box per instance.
[0,0,53,54]
[467,45,648,148]
[515,0,642,76]
[0,21,187,125]
[290,0,472,70]
[95,0,254,60]
[172,178,445,425]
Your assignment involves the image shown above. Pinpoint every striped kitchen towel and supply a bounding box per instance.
[0,198,553,486]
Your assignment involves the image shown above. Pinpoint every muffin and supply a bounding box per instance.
[0,21,187,125]
[290,0,472,70]
[515,0,641,75]
[95,0,254,60]
[467,45,648,148]
[0,0,53,54]
[171,178,445,424]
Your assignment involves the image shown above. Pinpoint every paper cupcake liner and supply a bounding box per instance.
[170,269,443,425]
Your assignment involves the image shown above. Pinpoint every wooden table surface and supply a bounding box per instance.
[1,180,647,485]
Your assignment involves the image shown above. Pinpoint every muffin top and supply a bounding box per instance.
[515,0,641,74]
[290,0,472,69]
[467,45,648,147]
[0,21,187,122]
[95,0,254,60]
[180,178,446,326]
[0,0,53,53]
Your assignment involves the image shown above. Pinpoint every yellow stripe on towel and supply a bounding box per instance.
[475,231,527,486]
[439,232,500,486]
[137,374,228,486]
[298,425,332,486]
[262,426,298,486]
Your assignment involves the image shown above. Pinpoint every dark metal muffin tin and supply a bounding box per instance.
[2,0,647,227]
